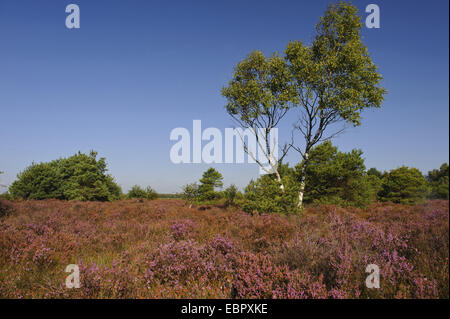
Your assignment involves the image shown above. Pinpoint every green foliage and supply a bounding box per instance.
[367,167,384,179]
[223,184,243,206]
[0,192,12,200]
[181,183,200,202]
[285,1,386,126]
[158,193,182,199]
[182,171,241,206]
[365,174,383,200]
[127,185,158,200]
[285,2,385,209]
[221,51,294,191]
[295,141,378,207]
[9,151,122,201]
[427,163,449,200]
[221,1,386,209]
[379,166,431,205]
[240,142,386,213]
[221,51,296,124]
[9,161,60,200]
[242,168,300,214]
[222,1,386,130]
[198,168,223,201]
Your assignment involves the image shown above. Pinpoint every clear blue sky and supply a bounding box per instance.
[0,0,448,193]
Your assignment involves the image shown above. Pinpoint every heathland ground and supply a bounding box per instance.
[0,199,448,299]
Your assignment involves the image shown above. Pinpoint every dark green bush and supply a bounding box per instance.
[0,192,12,200]
[379,166,430,205]
[223,184,243,206]
[181,183,200,202]
[427,163,449,200]
[241,172,299,214]
[198,168,223,201]
[295,141,379,207]
[127,185,158,200]
[9,151,122,201]
[182,168,224,203]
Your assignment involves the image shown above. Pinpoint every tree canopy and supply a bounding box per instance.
[427,163,449,200]
[379,166,430,205]
[198,167,224,200]
[9,151,122,201]
[222,1,386,209]
[221,51,295,189]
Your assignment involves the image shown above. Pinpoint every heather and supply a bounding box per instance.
[0,199,447,299]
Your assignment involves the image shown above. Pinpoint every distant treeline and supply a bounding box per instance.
[1,145,448,214]
[158,193,182,199]
[180,141,448,214]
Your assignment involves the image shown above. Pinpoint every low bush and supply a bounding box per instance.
[127,185,158,200]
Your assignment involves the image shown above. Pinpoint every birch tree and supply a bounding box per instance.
[221,51,296,191]
[285,2,386,208]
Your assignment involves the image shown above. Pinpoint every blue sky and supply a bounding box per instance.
[0,0,448,193]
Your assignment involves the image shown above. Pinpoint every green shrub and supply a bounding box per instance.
[127,185,158,200]
[241,173,299,214]
[367,167,384,179]
[379,166,430,205]
[295,141,379,207]
[9,151,122,201]
[198,168,223,201]
[0,192,12,200]
[181,183,200,202]
[223,184,243,206]
[182,168,224,203]
[427,163,449,200]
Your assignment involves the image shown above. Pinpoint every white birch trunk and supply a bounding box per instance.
[297,152,309,208]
